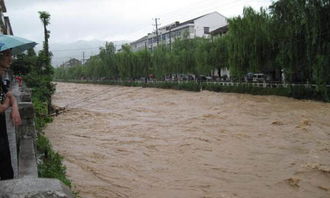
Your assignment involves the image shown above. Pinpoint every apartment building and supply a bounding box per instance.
[210,25,228,38]
[0,0,13,35]
[130,11,228,51]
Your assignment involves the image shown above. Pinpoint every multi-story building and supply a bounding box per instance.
[0,0,13,35]
[130,11,228,51]
[210,25,228,38]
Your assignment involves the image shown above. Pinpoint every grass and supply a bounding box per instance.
[32,95,80,197]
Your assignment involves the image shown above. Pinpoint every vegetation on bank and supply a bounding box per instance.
[12,11,78,196]
[54,0,330,102]
[57,79,330,102]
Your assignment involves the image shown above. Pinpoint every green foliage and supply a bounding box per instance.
[99,42,118,79]
[10,49,37,75]
[39,11,51,61]
[202,82,329,101]
[152,44,172,78]
[146,81,201,91]
[289,84,329,101]
[137,48,152,79]
[202,83,289,96]
[116,45,138,80]
[270,0,330,83]
[227,7,274,79]
[171,38,198,74]
[32,97,52,130]
[211,36,229,77]
[37,134,71,187]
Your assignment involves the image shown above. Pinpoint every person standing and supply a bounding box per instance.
[0,34,36,180]
[0,49,21,180]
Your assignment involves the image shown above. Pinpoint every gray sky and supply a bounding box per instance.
[5,0,273,45]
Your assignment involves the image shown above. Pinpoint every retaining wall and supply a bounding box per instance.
[0,81,73,198]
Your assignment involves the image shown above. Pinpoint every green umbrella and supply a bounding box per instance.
[0,34,37,55]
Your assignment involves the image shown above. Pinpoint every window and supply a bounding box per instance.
[204,27,210,34]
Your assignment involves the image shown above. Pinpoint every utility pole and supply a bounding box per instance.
[153,18,160,46]
[144,42,148,83]
[169,26,172,51]
[82,51,85,64]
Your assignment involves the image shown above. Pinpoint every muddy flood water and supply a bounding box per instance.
[44,82,330,198]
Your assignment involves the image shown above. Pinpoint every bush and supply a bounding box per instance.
[32,98,53,130]
[289,85,329,102]
[37,134,71,187]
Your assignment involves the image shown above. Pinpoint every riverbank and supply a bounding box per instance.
[55,79,330,102]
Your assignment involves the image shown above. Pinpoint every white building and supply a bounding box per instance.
[0,0,12,35]
[130,11,228,51]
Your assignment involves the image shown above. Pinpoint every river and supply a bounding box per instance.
[44,82,330,198]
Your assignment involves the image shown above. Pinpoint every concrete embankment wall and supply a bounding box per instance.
[0,81,73,198]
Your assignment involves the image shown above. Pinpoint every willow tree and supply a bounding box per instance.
[194,38,212,75]
[271,0,330,84]
[136,48,152,80]
[116,45,137,80]
[212,35,229,78]
[99,42,118,79]
[270,0,307,82]
[227,7,273,79]
[152,44,172,78]
[85,55,103,80]
[171,37,198,75]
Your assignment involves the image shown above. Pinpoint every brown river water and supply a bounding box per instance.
[44,82,330,198]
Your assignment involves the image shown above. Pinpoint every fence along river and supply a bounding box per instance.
[44,82,330,198]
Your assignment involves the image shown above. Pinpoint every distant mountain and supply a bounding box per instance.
[35,40,129,66]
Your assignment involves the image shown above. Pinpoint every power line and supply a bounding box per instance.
[51,47,101,52]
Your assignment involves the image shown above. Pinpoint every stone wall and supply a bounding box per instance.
[0,81,73,198]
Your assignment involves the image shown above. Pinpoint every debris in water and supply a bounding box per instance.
[285,177,301,188]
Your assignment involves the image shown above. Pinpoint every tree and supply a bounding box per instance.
[38,11,51,62]
[136,48,152,81]
[26,11,55,114]
[212,36,229,78]
[99,42,118,79]
[226,7,274,80]
[116,45,137,80]
[152,44,171,78]
[270,0,330,83]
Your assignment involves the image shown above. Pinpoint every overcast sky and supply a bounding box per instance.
[5,0,273,45]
